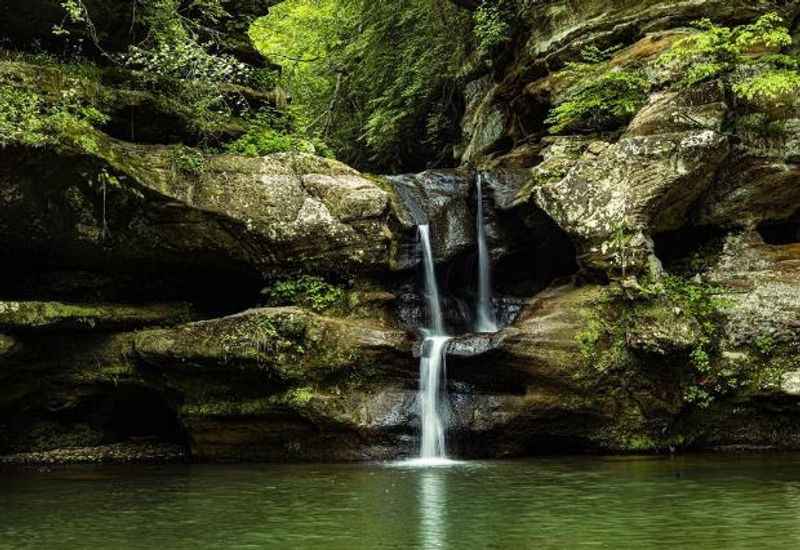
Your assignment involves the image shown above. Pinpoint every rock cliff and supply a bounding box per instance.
[2,0,800,463]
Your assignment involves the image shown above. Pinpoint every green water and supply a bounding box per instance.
[2,455,800,549]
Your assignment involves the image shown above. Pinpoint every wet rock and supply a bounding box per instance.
[446,333,502,357]
[385,170,474,262]
[182,386,420,462]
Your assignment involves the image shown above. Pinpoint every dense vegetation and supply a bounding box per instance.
[0,0,540,171]
[547,13,800,134]
[250,0,476,171]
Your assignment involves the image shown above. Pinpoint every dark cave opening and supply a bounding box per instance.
[0,385,188,454]
[758,217,800,245]
[79,386,187,446]
[653,225,729,274]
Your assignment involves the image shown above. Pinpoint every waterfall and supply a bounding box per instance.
[419,336,450,459]
[418,225,444,335]
[475,174,498,333]
[416,225,450,463]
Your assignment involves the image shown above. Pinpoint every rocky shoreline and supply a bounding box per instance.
[0,442,187,468]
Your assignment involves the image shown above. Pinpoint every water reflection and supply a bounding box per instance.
[418,470,447,549]
[5,456,800,549]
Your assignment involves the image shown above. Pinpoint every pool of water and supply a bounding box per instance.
[3,454,800,549]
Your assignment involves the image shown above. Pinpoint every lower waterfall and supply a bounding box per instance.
[413,225,451,465]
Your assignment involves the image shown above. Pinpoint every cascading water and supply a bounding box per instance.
[390,174,500,465]
[419,336,450,459]
[474,174,498,333]
[418,225,444,335]
[415,225,451,464]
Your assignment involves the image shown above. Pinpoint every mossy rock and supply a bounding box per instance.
[0,300,197,331]
[0,334,19,356]
[133,306,412,385]
[0,130,400,279]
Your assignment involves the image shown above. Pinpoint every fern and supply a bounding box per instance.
[546,69,650,134]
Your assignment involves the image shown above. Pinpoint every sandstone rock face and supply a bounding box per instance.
[697,128,800,228]
[707,232,800,353]
[459,0,799,163]
[134,306,412,383]
[5,0,800,464]
[523,128,728,273]
[0,139,397,279]
[129,307,418,461]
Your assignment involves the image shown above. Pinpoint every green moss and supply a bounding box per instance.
[575,312,610,367]
[181,387,317,417]
[286,386,314,406]
[169,145,206,176]
[575,276,734,409]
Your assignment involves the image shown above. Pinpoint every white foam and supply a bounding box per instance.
[393,457,462,468]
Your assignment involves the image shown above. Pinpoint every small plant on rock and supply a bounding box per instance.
[545,45,650,134]
[265,276,346,313]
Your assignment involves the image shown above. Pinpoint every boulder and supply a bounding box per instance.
[513,127,728,274]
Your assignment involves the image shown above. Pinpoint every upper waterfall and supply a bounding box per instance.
[475,174,498,333]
